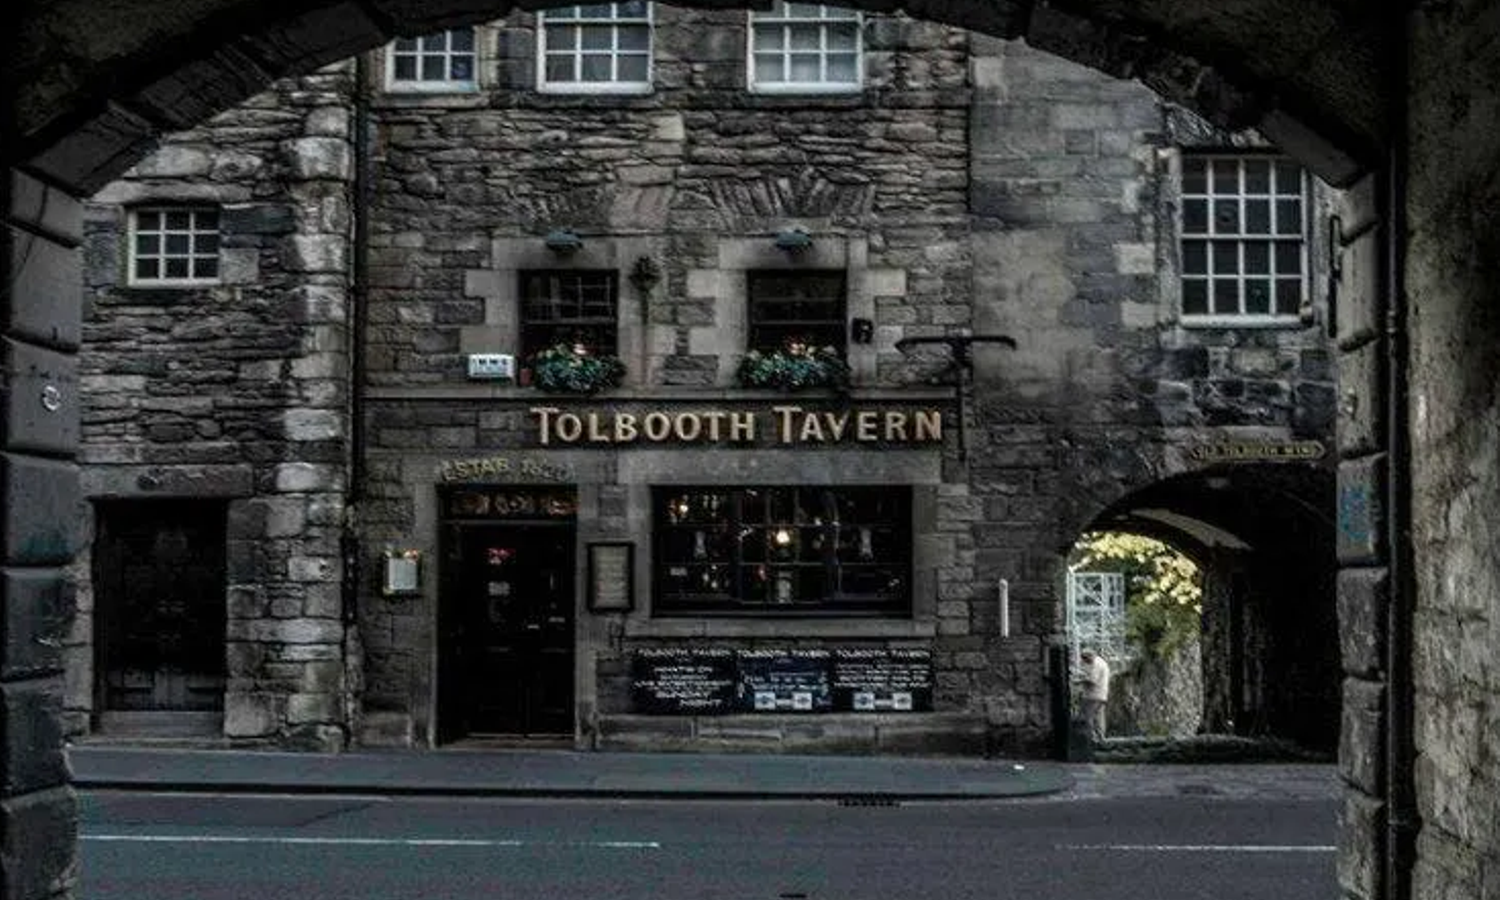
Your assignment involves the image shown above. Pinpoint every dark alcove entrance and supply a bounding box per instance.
[92,499,228,735]
[437,487,577,743]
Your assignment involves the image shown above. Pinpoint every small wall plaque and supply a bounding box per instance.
[588,542,634,612]
[382,548,422,597]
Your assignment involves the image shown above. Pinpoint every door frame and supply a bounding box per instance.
[89,497,230,735]
[435,484,579,744]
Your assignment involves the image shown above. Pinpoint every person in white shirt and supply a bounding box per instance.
[1076,648,1111,742]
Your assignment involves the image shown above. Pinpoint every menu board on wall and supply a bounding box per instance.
[831,648,934,712]
[629,647,932,714]
[736,648,834,713]
[630,648,738,714]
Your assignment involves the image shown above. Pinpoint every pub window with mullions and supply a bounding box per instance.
[1179,154,1307,321]
[653,486,911,616]
[519,270,620,360]
[747,270,847,354]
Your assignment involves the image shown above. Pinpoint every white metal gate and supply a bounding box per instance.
[1065,570,1128,666]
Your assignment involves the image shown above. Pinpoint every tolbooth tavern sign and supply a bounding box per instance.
[530,405,945,446]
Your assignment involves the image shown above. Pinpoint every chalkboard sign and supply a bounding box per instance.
[736,648,833,713]
[631,648,738,714]
[831,648,933,712]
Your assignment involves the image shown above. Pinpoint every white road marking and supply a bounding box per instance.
[81,834,660,849]
[1058,844,1335,853]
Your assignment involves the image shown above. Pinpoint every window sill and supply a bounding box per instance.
[536,84,655,96]
[123,279,222,289]
[1177,316,1311,330]
[748,84,864,95]
[372,91,488,110]
[624,618,935,639]
[365,384,957,402]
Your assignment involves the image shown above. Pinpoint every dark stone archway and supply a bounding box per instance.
[6,0,1391,192]
[5,3,1500,900]
[0,1,1386,897]
[1083,464,1339,751]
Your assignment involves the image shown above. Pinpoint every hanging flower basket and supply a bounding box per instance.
[528,343,626,394]
[735,343,850,392]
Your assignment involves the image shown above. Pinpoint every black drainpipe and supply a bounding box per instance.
[1383,10,1416,900]
[343,55,372,630]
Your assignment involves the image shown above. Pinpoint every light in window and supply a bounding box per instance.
[519,270,620,360]
[653,486,911,615]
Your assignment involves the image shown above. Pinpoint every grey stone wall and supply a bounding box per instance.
[366,8,970,390]
[1396,0,1500,897]
[963,41,1338,751]
[3,168,84,899]
[1107,636,1203,739]
[74,66,357,749]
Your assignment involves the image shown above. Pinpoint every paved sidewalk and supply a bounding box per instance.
[67,745,1075,800]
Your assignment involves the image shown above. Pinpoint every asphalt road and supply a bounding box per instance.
[79,791,1337,900]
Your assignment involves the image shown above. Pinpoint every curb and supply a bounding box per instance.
[72,778,1075,801]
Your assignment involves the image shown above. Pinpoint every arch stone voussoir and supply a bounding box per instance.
[362,0,518,35]
[7,0,1388,196]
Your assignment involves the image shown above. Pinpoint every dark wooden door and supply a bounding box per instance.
[440,523,575,739]
[93,500,227,712]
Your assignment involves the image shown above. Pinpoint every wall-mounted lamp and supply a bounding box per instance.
[544,228,584,255]
[773,227,813,255]
[629,255,662,293]
[893,334,1019,461]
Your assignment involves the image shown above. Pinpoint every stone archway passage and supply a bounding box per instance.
[1082,465,1339,753]
[13,4,1500,900]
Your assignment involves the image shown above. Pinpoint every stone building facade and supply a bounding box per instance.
[69,67,359,749]
[67,3,1339,756]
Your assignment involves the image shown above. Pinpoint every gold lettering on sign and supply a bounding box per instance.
[914,410,942,441]
[531,407,560,446]
[644,412,672,442]
[438,454,569,483]
[531,406,944,447]
[1187,440,1326,462]
[587,413,610,443]
[615,413,638,443]
[780,405,804,444]
[884,411,909,441]
[799,413,826,442]
[674,413,703,441]
[729,411,756,441]
[554,413,583,443]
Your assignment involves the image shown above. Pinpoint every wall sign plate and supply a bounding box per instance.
[587,542,634,613]
[382,548,422,597]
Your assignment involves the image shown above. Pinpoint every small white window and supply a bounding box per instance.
[748,3,862,93]
[128,207,220,286]
[386,28,478,92]
[539,3,654,94]
[1179,154,1307,324]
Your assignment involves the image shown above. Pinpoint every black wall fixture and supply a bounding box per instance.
[894,334,1018,460]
